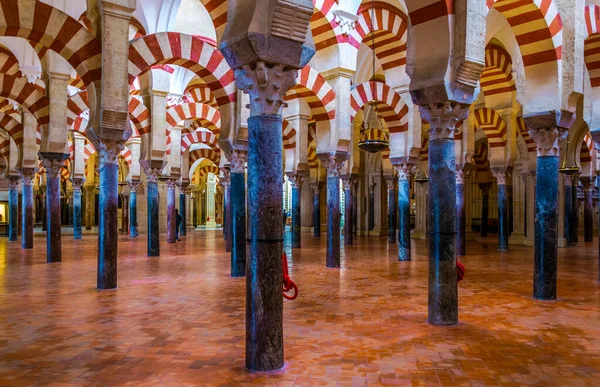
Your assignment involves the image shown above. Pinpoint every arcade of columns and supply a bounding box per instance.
[1,0,600,372]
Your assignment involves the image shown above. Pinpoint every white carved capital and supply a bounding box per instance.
[230,150,248,174]
[235,62,298,117]
[456,169,465,185]
[493,171,507,185]
[310,182,320,194]
[396,164,413,181]
[528,127,568,157]
[318,153,347,178]
[420,102,470,140]
[97,140,124,166]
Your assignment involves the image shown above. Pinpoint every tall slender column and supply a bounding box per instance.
[192,191,198,228]
[311,183,321,237]
[21,172,34,249]
[493,171,509,251]
[179,189,187,237]
[40,154,68,263]
[479,183,490,237]
[342,176,353,245]
[288,173,304,248]
[143,167,162,256]
[85,186,94,230]
[572,173,580,244]
[8,177,19,242]
[96,142,121,289]
[583,179,594,242]
[352,177,358,235]
[456,169,466,256]
[420,103,467,326]
[230,151,247,277]
[234,62,300,371]
[166,179,177,243]
[368,182,375,231]
[385,176,397,244]
[563,173,577,246]
[320,154,347,268]
[397,164,412,261]
[528,124,568,300]
[72,179,84,240]
[128,181,140,237]
[222,170,232,252]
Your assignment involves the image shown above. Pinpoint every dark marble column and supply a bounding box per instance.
[455,169,466,256]
[386,176,397,244]
[508,184,514,235]
[85,186,94,230]
[352,178,358,235]
[494,171,509,251]
[397,165,412,261]
[230,151,246,277]
[179,190,187,237]
[40,154,68,263]
[342,176,353,246]
[143,166,162,257]
[479,183,490,237]
[528,124,569,300]
[583,179,594,242]
[572,174,580,244]
[21,172,34,249]
[192,191,198,228]
[128,181,139,237]
[96,143,121,289]
[8,177,19,242]
[420,104,464,326]
[223,171,232,252]
[72,180,84,240]
[288,173,304,249]
[563,174,576,246]
[166,179,177,244]
[368,182,375,231]
[320,154,347,268]
[311,183,321,237]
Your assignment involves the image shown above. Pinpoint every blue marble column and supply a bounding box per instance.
[422,108,460,326]
[85,186,94,230]
[563,174,576,246]
[397,166,411,261]
[223,174,232,252]
[40,154,68,263]
[311,183,320,237]
[455,170,466,256]
[368,183,375,231]
[21,172,34,249]
[321,155,346,268]
[129,181,139,237]
[386,177,397,244]
[583,180,594,242]
[289,173,303,248]
[72,180,83,240]
[167,179,177,244]
[192,192,198,228]
[97,143,121,289]
[495,172,509,251]
[342,176,353,246]
[230,156,246,277]
[8,177,19,242]
[145,169,161,257]
[479,183,490,237]
[179,191,187,237]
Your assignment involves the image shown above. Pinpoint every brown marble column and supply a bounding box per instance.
[40,153,69,263]
[582,178,594,243]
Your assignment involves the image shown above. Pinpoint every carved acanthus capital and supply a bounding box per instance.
[220,168,231,186]
[420,102,470,140]
[318,152,348,178]
[310,182,321,195]
[39,153,69,180]
[97,140,124,166]
[165,178,178,190]
[564,174,576,186]
[230,150,247,174]
[287,172,305,188]
[341,176,352,191]
[493,171,507,185]
[128,180,141,192]
[333,9,358,36]
[235,62,298,117]
[71,178,85,192]
[8,176,20,190]
[21,171,35,186]
[395,164,413,181]
[456,169,465,185]
[384,176,395,190]
[528,127,568,157]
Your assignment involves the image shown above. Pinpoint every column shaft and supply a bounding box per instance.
[180,192,187,236]
[97,148,119,290]
[398,177,411,261]
[147,180,160,256]
[387,182,397,244]
[563,176,575,246]
[8,180,18,242]
[312,184,320,237]
[498,183,509,251]
[225,180,232,252]
[22,176,33,249]
[456,181,466,256]
[344,184,353,245]
[584,184,593,242]
[167,182,176,243]
[231,171,246,277]
[73,187,82,240]
[326,175,341,268]
[129,190,138,237]
[46,169,62,263]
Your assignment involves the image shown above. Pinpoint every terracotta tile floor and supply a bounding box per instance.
[0,230,599,386]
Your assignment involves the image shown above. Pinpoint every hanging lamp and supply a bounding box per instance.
[357,0,389,154]
[413,155,429,184]
[558,138,579,175]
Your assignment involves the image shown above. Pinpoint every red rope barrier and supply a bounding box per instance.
[457,261,465,282]
[282,251,298,300]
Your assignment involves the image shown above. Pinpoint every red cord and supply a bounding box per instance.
[282,252,298,300]
[457,261,465,282]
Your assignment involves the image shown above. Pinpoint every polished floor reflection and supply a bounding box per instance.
[0,230,599,385]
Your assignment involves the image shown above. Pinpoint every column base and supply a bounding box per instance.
[557,237,567,248]
[524,237,535,247]
[509,233,526,245]
[206,221,217,227]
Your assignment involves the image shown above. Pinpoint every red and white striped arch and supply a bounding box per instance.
[307,147,319,169]
[0,0,102,86]
[198,164,220,178]
[348,2,408,72]
[584,6,600,87]
[474,142,490,173]
[128,32,235,106]
[0,47,20,76]
[0,74,49,134]
[128,96,150,137]
[311,0,339,51]
[474,108,507,148]
[486,0,562,67]
[67,91,89,127]
[481,44,516,97]
[350,81,408,133]
[0,112,23,146]
[185,84,217,106]
[282,119,297,150]
[181,130,219,154]
[517,116,536,153]
[81,141,132,166]
[285,66,336,123]
[166,103,221,135]
[189,148,220,166]
[199,0,227,41]
[579,133,594,165]
[420,131,429,162]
